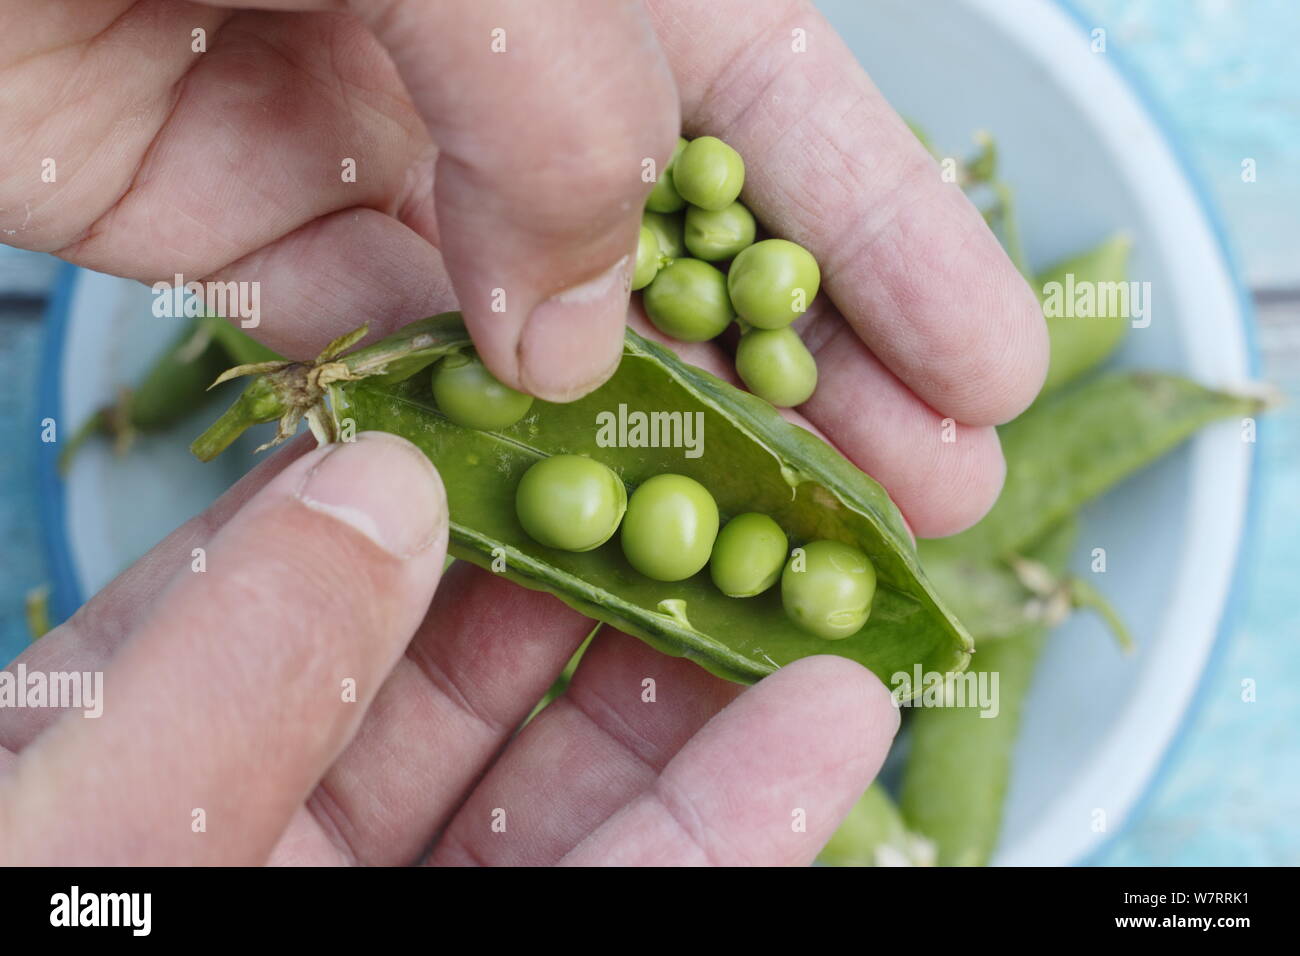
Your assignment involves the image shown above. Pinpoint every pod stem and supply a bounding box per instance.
[190,317,475,463]
[190,390,266,462]
[57,410,108,475]
[189,327,373,461]
[190,376,292,461]
[58,388,137,475]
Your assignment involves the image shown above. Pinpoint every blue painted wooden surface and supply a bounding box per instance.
[1072,0,1300,867]
[1,0,1297,864]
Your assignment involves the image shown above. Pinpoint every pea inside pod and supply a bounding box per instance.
[621,474,720,582]
[781,540,877,640]
[515,454,626,552]
[431,352,534,430]
[710,512,787,598]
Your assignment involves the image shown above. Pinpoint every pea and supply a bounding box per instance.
[709,512,788,598]
[727,239,821,329]
[781,540,877,640]
[621,474,719,582]
[645,136,688,213]
[735,326,818,407]
[684,200,757,261]
[642,210,686,261]
[516,454,627,552]
[632,225,662,291]
[642,258,735,342]
[431,352,534,430]
[672,136,745,211]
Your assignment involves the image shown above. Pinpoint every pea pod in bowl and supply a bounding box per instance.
[192,312,972,688]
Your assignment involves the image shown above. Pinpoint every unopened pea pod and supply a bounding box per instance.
[129,321,234,430]
[60,317,234,471]
[818,783,935,867]
[193,311,971,687]
[922,370,1266,562]
[900,517,1079,867]
[1036,233,1132,398]
[200,314,284,367]
[904,367,1264,864]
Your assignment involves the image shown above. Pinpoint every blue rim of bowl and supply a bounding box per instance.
[37,260,86,626]
[1049,0,1263,866]
[33,2,1263,865]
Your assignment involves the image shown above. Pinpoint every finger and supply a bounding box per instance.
[646,0,1047,424]
[201,207,457,357]
[561,655,897,865]
[0,432,447,865]
[427,628,742,866]
[0,435,315,751]
[292,562,594,866]
[354,0,680,401]
[796,305,1006,536]
[631,307,987,538]
[42,9,429,281]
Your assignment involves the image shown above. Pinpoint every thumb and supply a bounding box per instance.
[357,0,680,401]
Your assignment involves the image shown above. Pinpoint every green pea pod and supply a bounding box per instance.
[25,585,52,641]
[193,312,973,687]
[922,370,1264,563]
[899,517,1078,867]
[59,318,234,471]
[915,537,1042,641]
[200,315,283,366]
[818,783,935,867]
[127,321,233,429]
[903,118,938,159]
[523,625,599,726]
[1037,233,1132,397]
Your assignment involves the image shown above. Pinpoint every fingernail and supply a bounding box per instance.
[295,432,445,559]
[519,255,630,401]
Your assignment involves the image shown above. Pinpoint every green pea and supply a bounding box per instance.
[672,136,745,211]
[516,455,627,552]
[632,225,662,291]
[684,201,756,261]
[642,258,735,342]
[621,474,719,582]
[645,136,688,214]
[735,326,818,407]
[642,210,686,261]
[727,238,821,329]
[431,352,534,430]
[781,540,876,640]
[710,512,788,598]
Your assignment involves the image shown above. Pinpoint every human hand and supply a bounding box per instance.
[2,0,1044,537]
[0,433,896,865]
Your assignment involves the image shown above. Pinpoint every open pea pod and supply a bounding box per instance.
[194,312,972,687]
